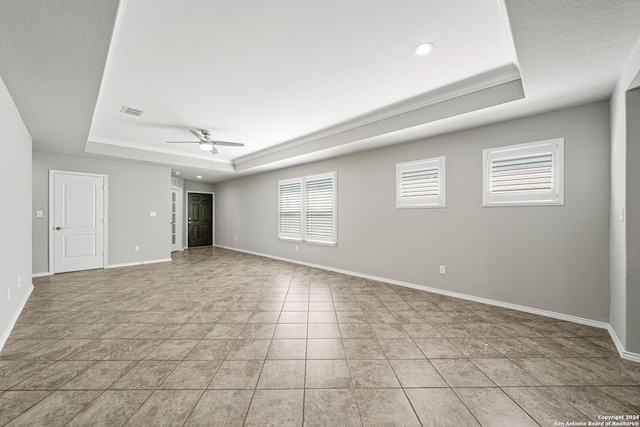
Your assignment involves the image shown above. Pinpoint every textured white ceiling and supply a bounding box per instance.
[0,0,119,155]
[2,1,640,183]
[88,0,516,167]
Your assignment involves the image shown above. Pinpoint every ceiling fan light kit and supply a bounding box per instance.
[166,128,245,155]
[199,141,214,151]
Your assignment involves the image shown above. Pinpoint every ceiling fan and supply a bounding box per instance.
[166,129,244,154]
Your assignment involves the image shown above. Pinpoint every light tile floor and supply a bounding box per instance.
[1,247,639,426]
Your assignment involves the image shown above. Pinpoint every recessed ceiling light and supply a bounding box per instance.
[196,175,202,179]
[174,171,180,175]
[413,42,434,57]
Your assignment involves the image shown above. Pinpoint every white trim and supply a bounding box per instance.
[170,186,183,252]
[278,177,303,241]
[217,245,607,327]
[396,156,446,208]
[608,325,640,363]
[235,65,520,165]
[106,258,172,269]
[483,138,564,207]
[88,136,234,165]
[215,244,640,362]
[32,272,51,278]
[497,0,520,70]
[87,0,128,134]
[277,173,338,245]
[185,191,215,248]
[304,171,337,246]
[0,283,34,352]
[48,170,109,274]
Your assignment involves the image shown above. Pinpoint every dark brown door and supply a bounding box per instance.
[188,193,213,247]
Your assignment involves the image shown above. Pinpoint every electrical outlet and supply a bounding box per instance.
[17,276,21,287]
[235,236,238,241]
[36,210,43,218]
[7,288,10,301]
[439,265,446,275]
[295,245,299,251]
[149,211,157,217]
[135,246,140,252]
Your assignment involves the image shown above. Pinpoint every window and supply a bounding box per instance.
[278,172,337,245]
[305,172,337,245]
[278,178,303,241]
[396,157,446,208]
[483,138,564,206]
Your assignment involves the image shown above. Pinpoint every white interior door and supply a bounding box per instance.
[53,172,105,273]
[170,187,183,252]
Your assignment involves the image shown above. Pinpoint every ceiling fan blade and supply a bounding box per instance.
[190,129,205,141]
[211,140,245,147]
[209,145,218,154]
[166,141,198,144]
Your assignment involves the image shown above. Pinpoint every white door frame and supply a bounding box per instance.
[170,186,183,252]
[185,191,215,248]
[49,170,109,274]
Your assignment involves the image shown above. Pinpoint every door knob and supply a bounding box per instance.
[55,226,63,230]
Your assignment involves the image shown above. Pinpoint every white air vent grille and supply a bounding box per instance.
[120,106,144,117]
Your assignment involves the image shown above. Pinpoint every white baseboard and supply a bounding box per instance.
[32,272,51,278]
[217,245,640,363]
[0,283,34,352]
[608,325,640,363]
[36,258,173,274]
[106,258,172,269]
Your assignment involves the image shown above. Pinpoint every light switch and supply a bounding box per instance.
[36,210,43,218]
[150,211,157,217]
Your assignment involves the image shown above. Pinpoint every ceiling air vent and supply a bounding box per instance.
[120,106,144,117]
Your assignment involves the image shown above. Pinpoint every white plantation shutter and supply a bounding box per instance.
[278,172,337,245]
[490,154,552,193]
[483,138,564,206]
[396,157,446,208]
[278,178,302,241]
[304,172,337,245]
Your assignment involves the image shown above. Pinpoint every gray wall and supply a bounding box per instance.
[184,180,216,194]
[32,152,172,273]
[0,76,32,347]
[610,38,640,352]
[216,101,611,322]
[626,87,640,353]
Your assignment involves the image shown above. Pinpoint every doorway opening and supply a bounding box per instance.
[186,192,214,247]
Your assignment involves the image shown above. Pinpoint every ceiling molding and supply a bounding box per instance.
[235,70,524,172]
[234,65,520,166]
[86,137,234,172]
[87,136,232,162]
[87,0,129,141]
[86,65,522,175]
[4,1,640,183]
